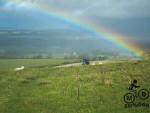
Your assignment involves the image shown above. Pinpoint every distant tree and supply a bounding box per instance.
[33,55,43,59]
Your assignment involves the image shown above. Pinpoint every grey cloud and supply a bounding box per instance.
[2,0,150,18]
[74,0,150,18]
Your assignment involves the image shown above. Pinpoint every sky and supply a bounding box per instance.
[0,0,150,51]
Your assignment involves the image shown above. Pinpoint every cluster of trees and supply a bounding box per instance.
[0,54,109,60]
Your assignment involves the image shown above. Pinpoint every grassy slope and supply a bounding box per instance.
[0,60,150,113]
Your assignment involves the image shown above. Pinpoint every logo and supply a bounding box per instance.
[123,79,149,108]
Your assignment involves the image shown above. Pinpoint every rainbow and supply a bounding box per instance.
[10,1,144,58]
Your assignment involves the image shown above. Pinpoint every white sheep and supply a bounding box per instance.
[91,62,96,65]
[14,66,25,71]
[99,61,103,65]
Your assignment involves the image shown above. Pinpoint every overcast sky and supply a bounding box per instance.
[1,0,150,18]
[0,0,150,50]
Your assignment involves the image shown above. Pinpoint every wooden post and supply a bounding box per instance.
[77,86,80,101]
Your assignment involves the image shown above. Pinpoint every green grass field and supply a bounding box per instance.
[0,59,79,71]
[0,59,150,113]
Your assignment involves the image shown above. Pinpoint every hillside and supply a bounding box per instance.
[0,30,135,58]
